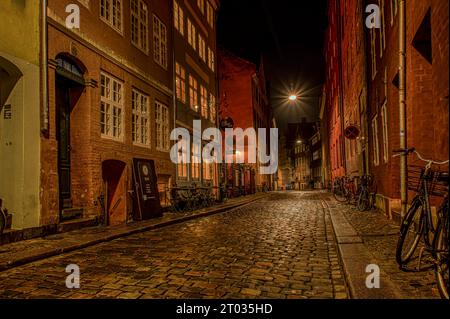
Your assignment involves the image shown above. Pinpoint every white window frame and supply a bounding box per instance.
[100,0,123,33]
[131,0,148,53]
[132,89,150,147]
[372,115,380,166]
[381,102,389,163]
[379,0,386,57]
[153,15,168,69]
[174,1,184,36]
[100,72,124,141]
[175,62,186,103]
[155,101,170,152]
[370,29,377,80]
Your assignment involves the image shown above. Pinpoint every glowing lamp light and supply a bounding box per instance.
[289,95,298,101]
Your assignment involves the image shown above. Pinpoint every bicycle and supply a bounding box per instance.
[333,177,349,203]
[0,198,7,235]
[356,175,374,212]
[393,148,449,299]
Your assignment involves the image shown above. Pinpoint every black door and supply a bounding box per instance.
[56,76,73,210]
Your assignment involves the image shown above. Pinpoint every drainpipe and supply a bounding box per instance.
[399,0,407,218]
[40,0,49,135]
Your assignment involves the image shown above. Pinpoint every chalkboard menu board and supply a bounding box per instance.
[132,158,162,220]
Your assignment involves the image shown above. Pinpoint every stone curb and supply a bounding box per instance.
[0,195,267,273]
[323,199,403,299]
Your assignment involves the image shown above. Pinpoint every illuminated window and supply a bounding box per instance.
[187,19,197,50]
[132,89,150,146]
[208,47,215,71]
[192,143,201,180]
[175,63,186,103]
[197,0,205,15]
[200,86,208,118]
[198,34,206,62]
[189,75,198,111]
[206,2,214,28]
[209,93,216,123]
[173,1,184,36]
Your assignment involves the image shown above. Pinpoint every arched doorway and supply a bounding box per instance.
[55,54,86,215]
[102,160,128,226]
[0,56,22,110]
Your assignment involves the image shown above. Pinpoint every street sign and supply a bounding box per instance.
[344,125,360,140]
[220,116,234,130]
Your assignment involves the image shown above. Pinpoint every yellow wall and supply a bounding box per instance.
[0,0,41,229]
[0,0,41,65]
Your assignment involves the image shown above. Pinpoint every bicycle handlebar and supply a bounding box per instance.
[393,148,449,166]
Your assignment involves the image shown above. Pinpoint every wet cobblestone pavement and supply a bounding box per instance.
[336,201,440,299]
[0,192,442,299]
[0,192,347,299]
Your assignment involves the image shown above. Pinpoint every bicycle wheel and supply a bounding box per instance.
[334,184,348,203]
[357,189,370,212]
[396,198,425,266]
[0,210,5,235]
[434,216,449,299]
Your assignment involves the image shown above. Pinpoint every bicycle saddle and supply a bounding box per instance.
[437,172,449,185]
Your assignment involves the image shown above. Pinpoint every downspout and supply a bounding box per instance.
[399,0,407,218]
[171,0,178,187]
[41,0,49,135]
[336,0,347,175]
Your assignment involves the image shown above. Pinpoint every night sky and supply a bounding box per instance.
[217,0,328,131]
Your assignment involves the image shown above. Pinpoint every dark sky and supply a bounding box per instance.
[217,0,328,131]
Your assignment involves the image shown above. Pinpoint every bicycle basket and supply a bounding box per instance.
[430,171,449,198]
[407,165,432,193]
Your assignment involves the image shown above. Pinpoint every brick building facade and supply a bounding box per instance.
[366,0,449,216]
[173,0,220,190]
[42,0,175,227]
[324,0,346,181]
[218,50,272,196]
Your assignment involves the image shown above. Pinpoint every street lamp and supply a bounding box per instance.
[289,94,298,102]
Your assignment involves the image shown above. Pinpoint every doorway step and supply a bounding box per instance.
[57,216,99,233]
[61,208,83,220]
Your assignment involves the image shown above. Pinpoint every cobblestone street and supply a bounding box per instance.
[0,192,441,299]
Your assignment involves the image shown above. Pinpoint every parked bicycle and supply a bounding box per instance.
[333,176,358,205]
[356,175,375,212]
[0,198,7,235]
[394,148,449,299]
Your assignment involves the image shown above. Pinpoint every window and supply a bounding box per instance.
[203,161,213,181]
[189,75,198,111]
[175,63,186,103]
[173,1,184,36]
[370,29,377,79]
[208,47,215,71]
[200,86,208,118]
[372,115,380,166]
[177,137,189,179]
[209,93,216,123]
[100,0,122,32]
[198,35,206,62]
[155,101,170,152]
[379,0,386,56]
[192,142,201,180]
[153,15,167,68]
[187,19,196,50]
[131,0,148,52]
[197,0,204,15]
[390,0,398,25]
[381,102,389,163]
[132,89,150,146]
[100,73,123,140]
[206,2,214,28]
